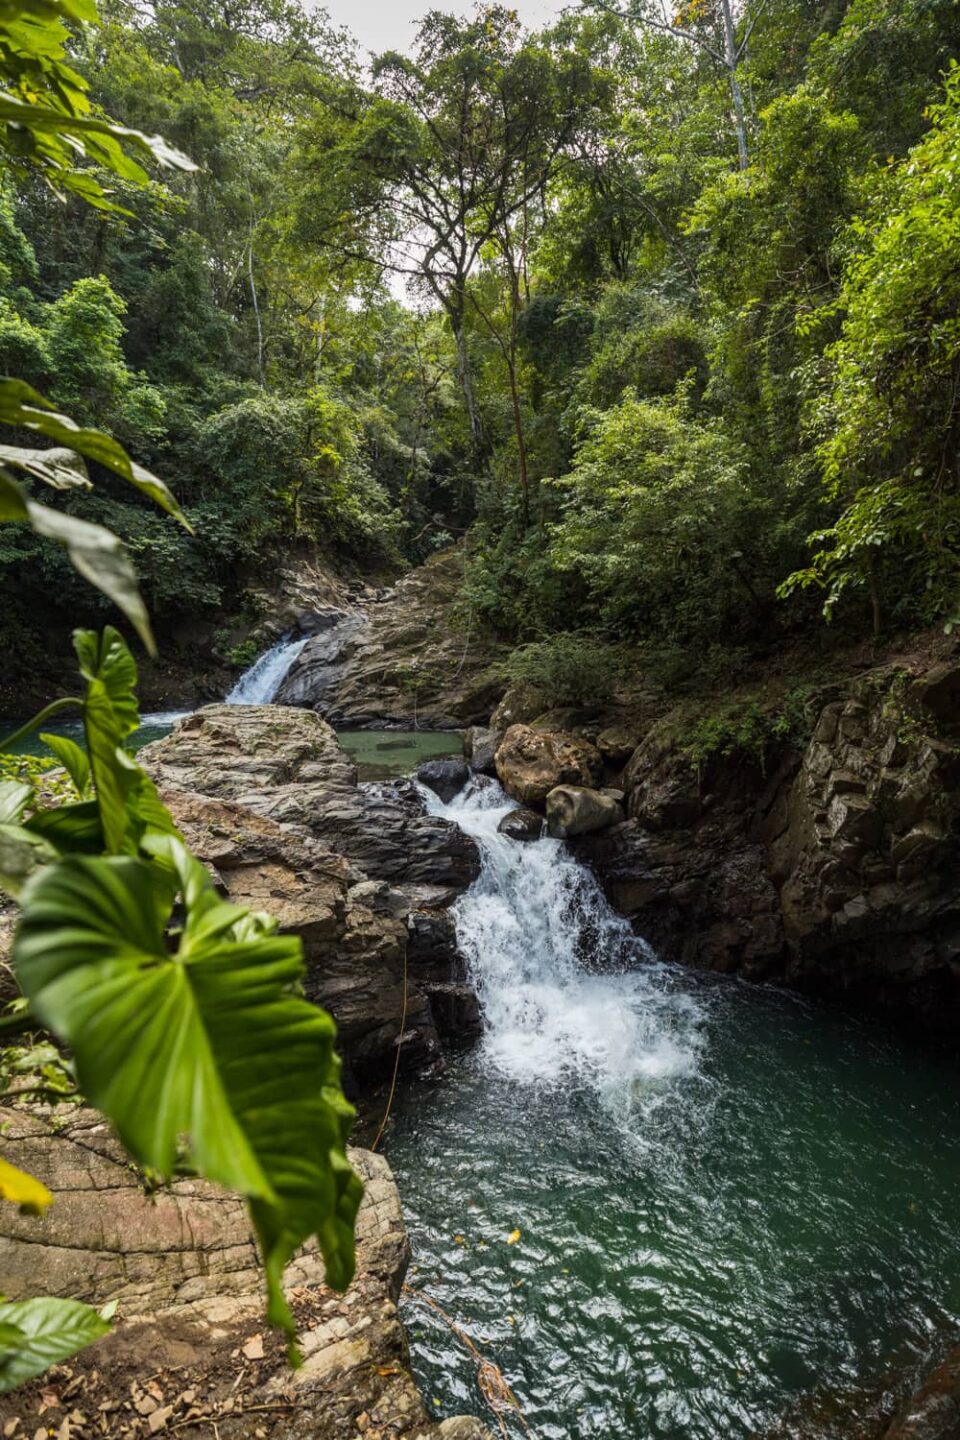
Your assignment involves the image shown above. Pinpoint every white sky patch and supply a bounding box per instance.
[310,0,563,59]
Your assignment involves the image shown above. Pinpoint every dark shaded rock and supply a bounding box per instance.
[495,724,603,808]
[465,725,500,775]
[884,1346,960,1439]
[579,657,960,1030]
[498,807,544,842]
[546,784,622,839]
[417,756,470,803]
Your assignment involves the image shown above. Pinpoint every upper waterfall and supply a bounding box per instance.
[225,634,308,705]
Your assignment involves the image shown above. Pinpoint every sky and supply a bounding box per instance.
[317,0,563,58]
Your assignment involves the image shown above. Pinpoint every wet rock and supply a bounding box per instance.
[417,756,470,803]
[465,725,500,775]
[160,787,440,1083]
[546,784,622,839]
[495,724,603,808]
[142,707,482,1076]
[286,549,508,728]
[884,1346,960,1439]
[498,807,544,842]
[0,1108,492,1440]
[579,656,960,1030]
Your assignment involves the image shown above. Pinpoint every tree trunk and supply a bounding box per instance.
[506,357,530,528]
[719,0,750,171]
[453,316,485,462]
[248,238,265,388]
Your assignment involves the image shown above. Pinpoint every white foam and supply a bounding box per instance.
[225,636,308,705]
[424,778,704,1099]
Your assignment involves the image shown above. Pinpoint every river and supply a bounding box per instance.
[385,777,960,1439]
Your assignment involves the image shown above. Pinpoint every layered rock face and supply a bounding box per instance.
[276,548,507,729]
[0,1107,490,1440]
[140,705,481,1086]
[572,659,960,1030]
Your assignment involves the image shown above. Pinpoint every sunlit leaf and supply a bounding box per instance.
[0,1298,110,1392]
[0,1156,53,1216]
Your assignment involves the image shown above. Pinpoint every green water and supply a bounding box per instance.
[337,728,463,781]
[4,716,463,781]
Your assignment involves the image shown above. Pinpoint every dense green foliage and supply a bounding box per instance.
[5,0,960,684]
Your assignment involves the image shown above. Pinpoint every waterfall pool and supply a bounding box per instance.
[385,777,960,1440]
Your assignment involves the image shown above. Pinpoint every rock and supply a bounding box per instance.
[497,807,544,842]
[578,656,960,1030]
[910,660,960,733]
[160,787,439,1084]
[465,725,500,775]
[884,1345,960,1439]
[416,757,470,803]
[142,710,481,900]
[546,785,622,839]
[0,1108,492,1440]
[495,725,603,808]
[142,707,484,1077]
[596,724,643,765]
[281,549,508,728]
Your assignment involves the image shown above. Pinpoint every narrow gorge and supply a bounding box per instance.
[3,555,960,1440]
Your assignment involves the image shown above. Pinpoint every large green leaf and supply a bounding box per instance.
[25,799,103,855]
[0,444,91,490]
[13,840,363,1335]
[39,732,90,797]
[74,628,141,852]
[0,381,190,528]
[0,1298,110,1392]
[0,472,155,653]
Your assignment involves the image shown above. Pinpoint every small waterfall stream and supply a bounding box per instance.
[427,777,702,1093]
[387,776,960,1439]
[225,634,308,704]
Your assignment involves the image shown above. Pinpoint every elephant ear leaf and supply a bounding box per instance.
[0,1298,111,1393]
[0,782,31,825]
[13,838,363,1340]
[39,733,91,798]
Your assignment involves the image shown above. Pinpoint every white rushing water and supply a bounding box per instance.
[225,634,308,705]
[425,777,704,1100]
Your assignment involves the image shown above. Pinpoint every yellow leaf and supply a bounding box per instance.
[507,1228,521,1246]
[453,1234,467,1245]
[0,1155,53,1215]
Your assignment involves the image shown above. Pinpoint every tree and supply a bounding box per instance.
[294,6,596,472]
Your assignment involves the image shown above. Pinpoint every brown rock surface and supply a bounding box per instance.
[0,1107,491,1440]
[277,548,507,729]
[495,725,603,809]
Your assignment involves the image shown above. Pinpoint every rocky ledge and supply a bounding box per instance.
[139,705,482,1089]
[0,1107,490,1440]
[276,548,507,729]
[489,653,960,1032]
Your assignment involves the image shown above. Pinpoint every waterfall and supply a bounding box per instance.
[424,777,703,1099]
[225,634,308,705]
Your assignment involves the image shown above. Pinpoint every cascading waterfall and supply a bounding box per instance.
[225,633,307,705]
[388,775,960,1440]
[425,776,702,1097]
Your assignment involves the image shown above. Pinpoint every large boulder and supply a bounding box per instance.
[161,787,439,1084]
[141,707,483,1077]
[464,725,500,776]
[0,1107,492,1440]
[546,784,623,839]
[495,724,603,809]
[416,756,469,804]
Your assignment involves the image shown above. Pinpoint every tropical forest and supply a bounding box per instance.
[1,0,960,1436]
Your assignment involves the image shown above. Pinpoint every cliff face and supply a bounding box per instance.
[566,657,960,1029]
